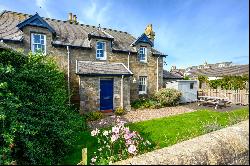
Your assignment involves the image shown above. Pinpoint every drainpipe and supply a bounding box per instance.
[67,45,71,105]
[121,75,124,109]
[156,56,159,92]
[127,51,130,69]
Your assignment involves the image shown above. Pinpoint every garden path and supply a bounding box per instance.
[88,106,196,129]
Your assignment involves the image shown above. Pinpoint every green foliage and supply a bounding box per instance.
[131,98,160,109]
[183,75,190,80]
[208,75,249,90]
[153,88,182,107]
[0,49,84,165]
[198,75,208,88]
[131,88,182,109]
[114,107,126,116]
[86,111,104,121]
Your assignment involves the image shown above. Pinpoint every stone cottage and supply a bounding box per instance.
[0,10,166,113]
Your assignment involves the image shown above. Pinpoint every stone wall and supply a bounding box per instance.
[79,76,131,113]
[4,26,164,110]
[113,120,249,165]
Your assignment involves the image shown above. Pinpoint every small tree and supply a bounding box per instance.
[198,75,208,88]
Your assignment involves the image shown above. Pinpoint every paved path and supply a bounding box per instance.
[88,106,196,129]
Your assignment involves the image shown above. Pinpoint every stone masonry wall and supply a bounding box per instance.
[79,76,131,113]
[4,26,164,110]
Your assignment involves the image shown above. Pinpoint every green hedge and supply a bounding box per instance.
[0,48,84,165]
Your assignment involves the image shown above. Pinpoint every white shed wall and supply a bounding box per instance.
[166,80,198,103]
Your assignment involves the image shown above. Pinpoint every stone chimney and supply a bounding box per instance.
[171,66,176,71]
[73,15,77,23]
[68,13,73,22]
[144,24,155,44]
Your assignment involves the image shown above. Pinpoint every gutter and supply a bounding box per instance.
[67,45,70,104]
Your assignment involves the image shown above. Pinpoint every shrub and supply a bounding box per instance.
[89,116,153,165]
[0,47,83,165]
[114,107,126,116]
[154,88,182,107]
[131,98,158,109]
[86,111,104,121]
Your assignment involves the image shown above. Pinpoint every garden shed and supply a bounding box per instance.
[165,80,198,103]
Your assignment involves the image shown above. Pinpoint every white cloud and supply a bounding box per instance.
[35,0,51,17]
[81,0,112,26]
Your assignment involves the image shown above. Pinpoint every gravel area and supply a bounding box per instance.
[180,102,249,112]
[88,106,196,129]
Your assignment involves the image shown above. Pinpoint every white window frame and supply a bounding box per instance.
[139,47,147,63]
[31,33,46,54]
[96,41,106,60]
[139,76,147,94]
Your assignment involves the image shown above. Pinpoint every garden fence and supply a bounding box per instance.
[198,88,249,105]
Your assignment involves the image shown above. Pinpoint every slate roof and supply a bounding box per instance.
[163,70,183,79]
[76,61,133,76]
[186,64,249,77]
[0,10,165,56]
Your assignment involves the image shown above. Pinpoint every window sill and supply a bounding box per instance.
[139,61,147,64]
[96,58,107,61]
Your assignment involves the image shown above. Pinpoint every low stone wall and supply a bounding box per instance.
[113,120,249,165]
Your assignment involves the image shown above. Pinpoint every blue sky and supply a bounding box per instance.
[0,0,249,70]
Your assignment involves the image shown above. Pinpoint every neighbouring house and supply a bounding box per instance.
[184,64,249,80]
[170,65,185,76]
[163,70,183,86]
[185,61,233,71]
[0,10,166,113]
[166,80,198,103]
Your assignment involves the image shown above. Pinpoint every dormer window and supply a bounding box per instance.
[96,41,106,60]
[139,47,147,63]
[31,33,46,54]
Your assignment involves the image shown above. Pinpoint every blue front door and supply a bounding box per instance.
[100,79,113,111]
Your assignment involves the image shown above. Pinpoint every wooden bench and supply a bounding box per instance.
[198,96,231,109]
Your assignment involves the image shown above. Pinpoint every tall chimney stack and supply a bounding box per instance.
[144,24,155,45]
[68,13,73,22]
[73,15,77,23]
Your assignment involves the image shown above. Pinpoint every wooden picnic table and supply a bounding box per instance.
[198,96,231,109]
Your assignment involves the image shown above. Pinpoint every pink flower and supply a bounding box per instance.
[126,139,133,145]
[111,134,118,142]
[112,126,119,134]
[91,157,97,163]
[103,130,109,136]
[91,128,99,136]
[124,133,132,140]
[124,127,130,133]
[128,145,136,154]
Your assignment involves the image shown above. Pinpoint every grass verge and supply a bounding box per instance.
[62,107,249,165]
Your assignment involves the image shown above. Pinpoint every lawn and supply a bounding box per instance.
[62,107,249,165]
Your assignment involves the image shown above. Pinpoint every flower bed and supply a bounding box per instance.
[89,116,153,165]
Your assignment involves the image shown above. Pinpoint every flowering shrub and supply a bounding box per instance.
[154,88,182,107]
[86,111,104,121]
[131,98,160,109]
[114,107,126,115]
[89,116,153,165]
